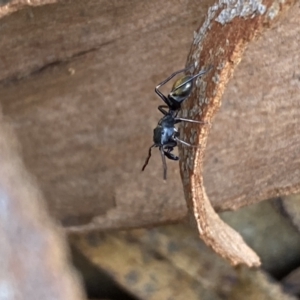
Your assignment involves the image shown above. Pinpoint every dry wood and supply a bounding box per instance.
[179,0,298,266]
[204,4,300,211]
[0,0,211,230]
[0,0,299,265]
[0,114,85,299]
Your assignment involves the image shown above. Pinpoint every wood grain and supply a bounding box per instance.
[0,0,299,249]
[0,114,85,299]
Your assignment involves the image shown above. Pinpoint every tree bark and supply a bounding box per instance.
[0,0,299,265]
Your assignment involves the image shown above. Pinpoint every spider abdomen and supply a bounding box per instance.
[169,75,194,103]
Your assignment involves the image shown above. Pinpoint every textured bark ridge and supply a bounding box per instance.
[179,0,297,266]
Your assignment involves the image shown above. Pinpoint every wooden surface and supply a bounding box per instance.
[0,114,85,300]
[0,0,299,240]
[204,5,300,210]
[0,0,211,230]
[179,0,298,266]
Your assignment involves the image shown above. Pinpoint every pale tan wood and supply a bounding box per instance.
[0,114,85,299]
[0,0,211,230]
[204,6,300,210]
[0,0,298,264]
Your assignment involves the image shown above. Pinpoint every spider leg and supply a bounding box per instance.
[158,105,169,115]
[175,117,210,125]
[142,144,156,171]
[164,150,179,161]
[158,141,179,180]
[163,142,179,160]
[175,137,201,148]
[160,147,168,180]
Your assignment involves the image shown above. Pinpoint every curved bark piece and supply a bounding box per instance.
[180,0,296,266]
[204,5,300,211]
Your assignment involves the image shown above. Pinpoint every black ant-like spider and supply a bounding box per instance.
[142,65,212,180]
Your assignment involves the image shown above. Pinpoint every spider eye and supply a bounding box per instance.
[169,75,193,103]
